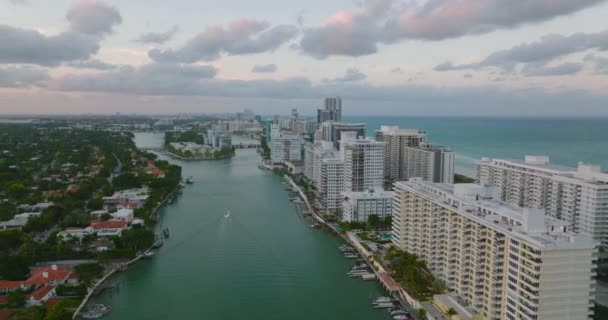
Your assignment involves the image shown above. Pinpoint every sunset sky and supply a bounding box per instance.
[1,0,608,116]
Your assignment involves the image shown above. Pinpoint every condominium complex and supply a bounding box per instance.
[342,189,393,223]
[476,156,608,246]
[341,133,385,192]
[331,122,366,149]
[393,179,597,320]
[303,141,335,187]
[270,127,303,164]
[402,143,455,184]
[319,156,344,214]
[376,126,427,184]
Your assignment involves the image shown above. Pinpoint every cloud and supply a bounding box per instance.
[66,0,122,36]
[0,65,49,88]
[251,64,277,73]
[46,68,608,117]
[66,59,117,70]
[52,63,217,95]
[149,19,298,63]
[299,0,605,58]
[389,67,402,73]
[584,53,608,74]
[323,68,367,83]
[0,25,100,66]
[522,62,584,76]
[136,25,179,45]
[435,30,608,76]
[463,73,473,78]
[8,0,28,5]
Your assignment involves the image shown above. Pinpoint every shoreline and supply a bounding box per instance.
[71,183,179,319]
[161,149,234,161]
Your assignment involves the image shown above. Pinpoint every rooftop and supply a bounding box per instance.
[89,220,127,229]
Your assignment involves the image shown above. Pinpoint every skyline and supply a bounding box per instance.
[1,0,608,116]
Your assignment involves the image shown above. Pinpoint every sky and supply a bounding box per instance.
[1,0,608,116]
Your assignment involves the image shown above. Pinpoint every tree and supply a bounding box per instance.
[12,306,46,320]
[0,255,31,280]
[74,262,104,288]
[446,307,458,319]
[417,308,427,320]
[6,290,26,308]
[367,214,381,229]
[43,300,73,320]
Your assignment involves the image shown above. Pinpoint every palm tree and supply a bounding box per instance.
[417,308,427,320]
[446,307,458,319]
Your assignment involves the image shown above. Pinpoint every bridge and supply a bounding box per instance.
[140,147,164,151]
[233,143,261,149]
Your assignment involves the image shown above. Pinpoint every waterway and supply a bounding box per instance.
[90,132,389,319]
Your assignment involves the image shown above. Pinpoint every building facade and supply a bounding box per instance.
[402,143,455,184]
[270,128,303,164]
[319,156,344,214]
[342,189,393,223]
[317,97,342,125]
[392,179,597,320]
[376,126,427,184]
[341,135,385,192]
[476,156,608,246]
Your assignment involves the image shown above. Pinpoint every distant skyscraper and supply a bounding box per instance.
[317,97,342,125]
[332,122,365,149]
[376,126,427,184]
[402,143,455,184]
[273,114,279,125]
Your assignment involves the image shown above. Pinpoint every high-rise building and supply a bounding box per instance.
[402,143,455,184]
[342,189,393,223]
[476,156,608,246]
[304,141,334,187]
[331,123,365,149]
[319,155,344,214]
[393,179,597,320]
[270,127,303,164]
[317,97,342,125]
[376,126,427,184]
[341,133,385,192]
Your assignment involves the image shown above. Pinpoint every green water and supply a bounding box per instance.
[90,133,388,319]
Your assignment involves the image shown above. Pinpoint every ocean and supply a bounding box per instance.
[344,116,608,176]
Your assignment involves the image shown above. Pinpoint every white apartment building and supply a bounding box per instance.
[341,133,385,192]
[342,189,393,223]
[476,156,608,246]
[403,143,455,184]
[376,126,426,184]
[393,179,597,320]
[304,141,335,187]
[319,156,344,214]
[270,128,303,164]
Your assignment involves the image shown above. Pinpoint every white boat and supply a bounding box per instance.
[224,211,231,218]
[361,274,376,280]
[392,315,408,320]
[373,303,395,309]
[143,251,155,258]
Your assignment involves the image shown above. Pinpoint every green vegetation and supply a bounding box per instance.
[164,130,235,159]
[385,247,443,300]
[260,135,271,160]
[338,214,392,232]
[6,290,26,308]
[454,174,475,183]
[595,304,608,320]
[74,262,104,287]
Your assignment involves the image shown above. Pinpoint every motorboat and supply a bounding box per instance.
[224,211,231,219]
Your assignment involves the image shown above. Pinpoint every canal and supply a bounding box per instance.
[90,133,389,319]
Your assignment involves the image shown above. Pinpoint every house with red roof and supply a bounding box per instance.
[89,220,128,237]
[27,285,56,306]
[0,265,72,294]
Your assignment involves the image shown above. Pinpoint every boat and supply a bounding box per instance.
[310,223,319,228]
[224,211,231,219]
[373,303,395,309]
[390,310,409,316]
[344,253,359,259]
[143,251,155,258]
[392,315,408,320]
[361,274,376,280]
[162,228,170,238]
[185,176,194,184]
[152,239,163,249]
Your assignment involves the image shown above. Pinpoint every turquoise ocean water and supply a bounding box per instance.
[344,116,608,176]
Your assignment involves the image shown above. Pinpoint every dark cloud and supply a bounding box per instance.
[299,0,605,58]
[52,63,217,95]
[66,59,117,70]
[522,62,584,76]
[0,65,49,88]
[0,25,100,66]
[136,25,179,45]
[322,68,367,83]
[149,19,298,63]
[252,64,278,73]
[66,0,122,36]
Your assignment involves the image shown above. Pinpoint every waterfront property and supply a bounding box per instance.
[476,155,608,246]
[392,178,597,320]
[342,189,393,223]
